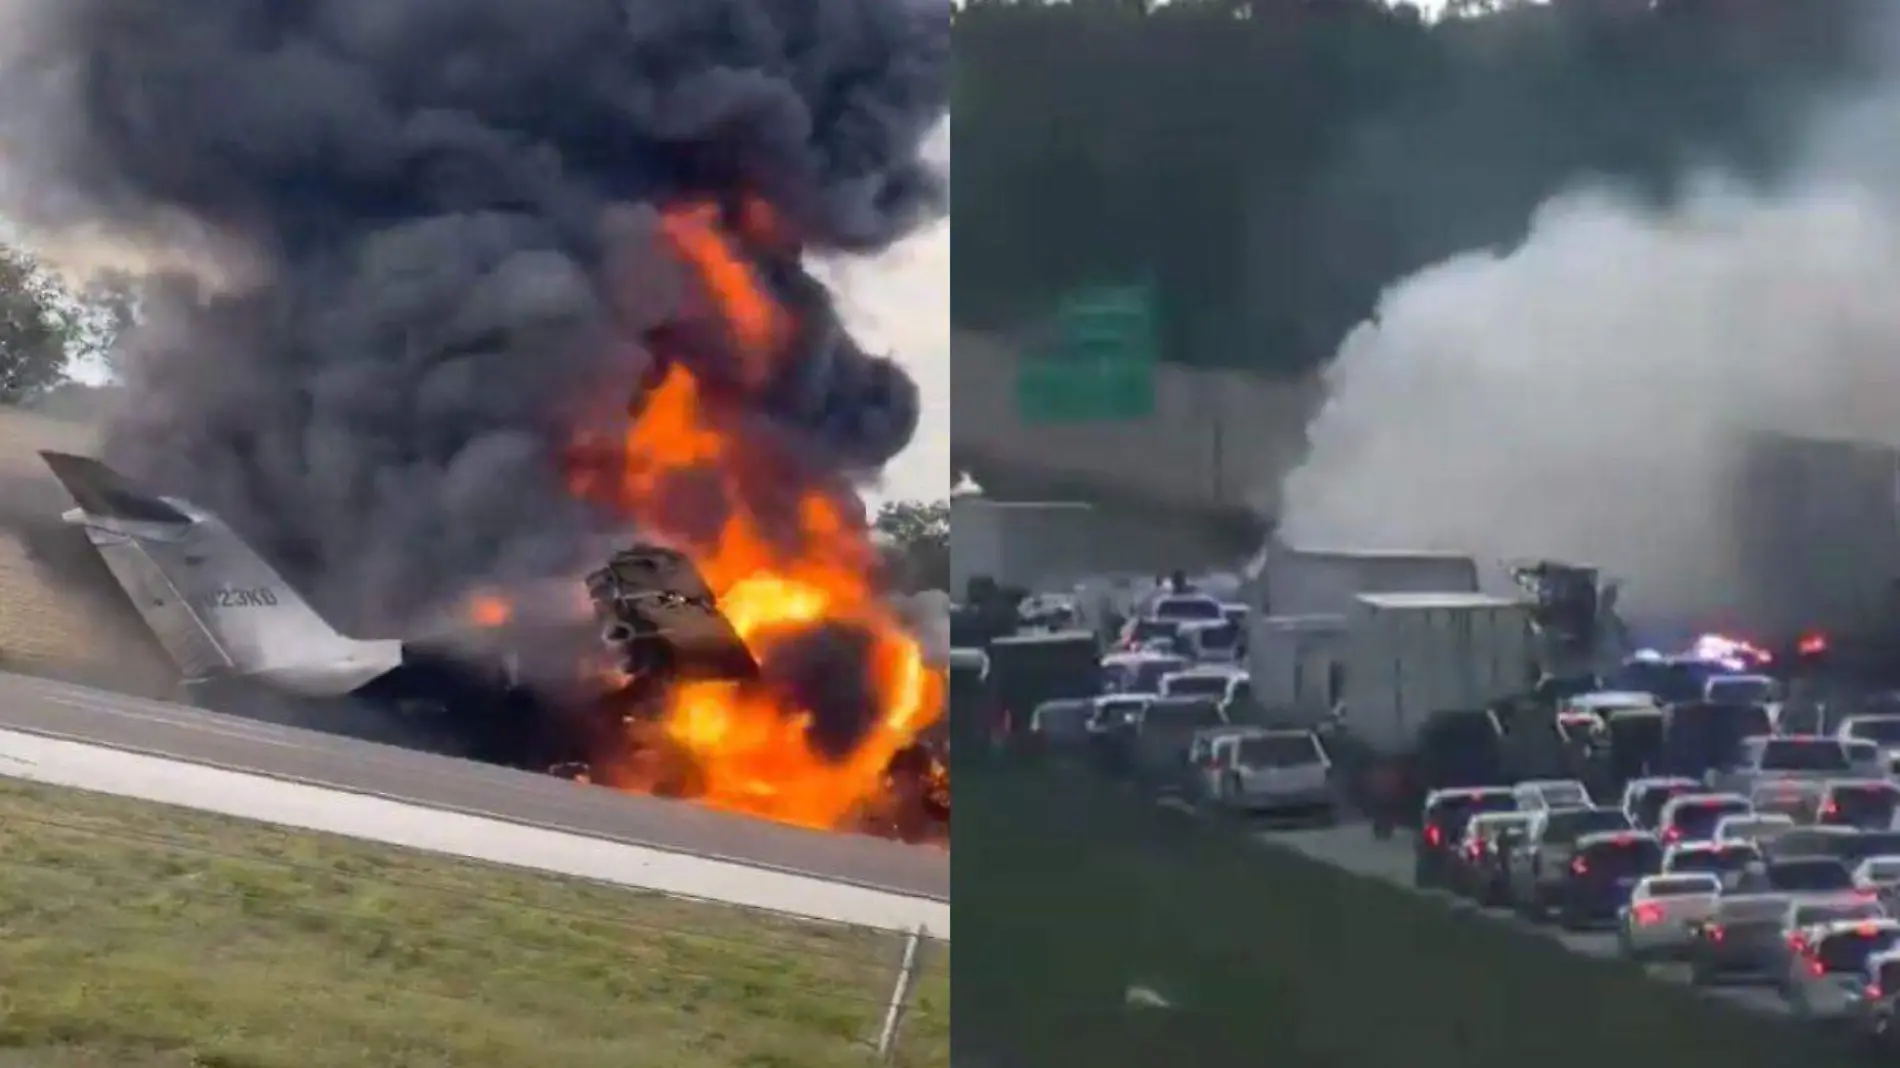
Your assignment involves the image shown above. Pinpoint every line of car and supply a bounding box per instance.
[1028,668,1347,822]
[1019,579,1900,1055]
[1399,773,1900,1049]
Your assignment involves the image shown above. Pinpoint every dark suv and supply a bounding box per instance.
[1415,787,1517,890]
[1557,830,1662,929]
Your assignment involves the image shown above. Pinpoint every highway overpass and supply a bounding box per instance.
[950,330,1320,576]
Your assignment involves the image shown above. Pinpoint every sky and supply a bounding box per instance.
[826,222,950,504]
[822,123,950,506]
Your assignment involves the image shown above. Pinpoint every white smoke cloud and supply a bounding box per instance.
[892,588,951,663]
[1280,82,1900,623]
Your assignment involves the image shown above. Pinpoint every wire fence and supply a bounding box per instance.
[0,784,948,1065]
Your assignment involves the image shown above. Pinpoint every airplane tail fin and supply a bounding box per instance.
[42,453,402,697]
[40,452,192,526]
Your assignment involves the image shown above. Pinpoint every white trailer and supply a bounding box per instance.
[1243,544,1480,618]
[1246,613,1348,725]
[1342,592,1537,756]
[1729,431,1900,637]
[948,498,1097,594]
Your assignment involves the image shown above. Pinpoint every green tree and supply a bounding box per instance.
[876,499,951,593]
[70,269,141,372]
[0,245,77,402]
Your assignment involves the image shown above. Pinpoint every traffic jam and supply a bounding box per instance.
[956,567,1900,1051]
[1410,675,1900,1047]
[959,576,1350,825]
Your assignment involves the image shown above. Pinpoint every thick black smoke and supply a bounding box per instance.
[0,0,946,631]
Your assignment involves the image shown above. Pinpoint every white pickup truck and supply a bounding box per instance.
[1707,735,1853,797]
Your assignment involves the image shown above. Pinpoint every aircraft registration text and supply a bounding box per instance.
[195,586,279,609]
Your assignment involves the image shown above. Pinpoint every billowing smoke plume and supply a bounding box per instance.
[0,0,946,631]
[1279,80,1900,625]
[892,589,951,663]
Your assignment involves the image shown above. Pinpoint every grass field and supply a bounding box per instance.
[0,778,947,1068]
[955,759,1863,1068]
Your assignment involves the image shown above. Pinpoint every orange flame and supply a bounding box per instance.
[562,197,944,833]
[656,199,793,389]
[467,594,512,628]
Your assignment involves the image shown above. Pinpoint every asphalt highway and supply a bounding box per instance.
[0,670,948,900]
[1257,820,1790,1016]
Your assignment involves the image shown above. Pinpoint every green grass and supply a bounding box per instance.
[955,758,1867,1068]
[0,778,947,1068]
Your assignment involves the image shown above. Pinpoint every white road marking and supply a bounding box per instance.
[1124,985,1175,1009]
[0,727,948,938]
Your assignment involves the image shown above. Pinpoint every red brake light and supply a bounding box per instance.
[1799,633,1829,655]
[1857,889,1880,902]
[1663,826,1681,842]
[1823,798,1840,817]
[1570,856,1589,875]
[1707,924,1725,942]
[1871,984,1885,1000]
[1633,902,1663,925]
[1425,825,1442,847]
[1810,956,1827,978]
[1789,933,1808,952]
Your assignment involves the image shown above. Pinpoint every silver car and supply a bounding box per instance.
[1207,728,1334,820]
[1782,918,1900,1019]
[1662,839,1765,893]
[1617,872,1721,962]
[1838,713,1900,767]
[1769,898,1891,982]
[1708,735,1852,797]
[1657,792,1753,847]
[1852,855,1900,909]
[1713,812,1796,848]
[1187,725,1270,800]
[1512,779,1594,812]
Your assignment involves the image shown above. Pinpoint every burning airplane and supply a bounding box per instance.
[45,445,947,840]
[10,0,951,840]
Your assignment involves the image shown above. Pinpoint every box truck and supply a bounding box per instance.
[1246,613,1348,726]
[1728,431,1900,639]
[1340,592,1538,756]
[1243,544,1480,618]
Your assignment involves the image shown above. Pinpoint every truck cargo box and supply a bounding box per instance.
[1245,613,1347,726]
[1343,593,1537,755]
[1244,545,1480,619]
[949,499,1098,594]
[1729,431,1900,637]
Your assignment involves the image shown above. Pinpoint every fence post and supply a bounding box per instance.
[874,924,927,1062]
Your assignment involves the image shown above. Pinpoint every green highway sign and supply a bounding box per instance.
[1014,285,1157,423]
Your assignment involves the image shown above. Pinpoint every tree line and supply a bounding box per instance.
[954,0,1883,374]
[877,499,950,593]
[0,242,136,402]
